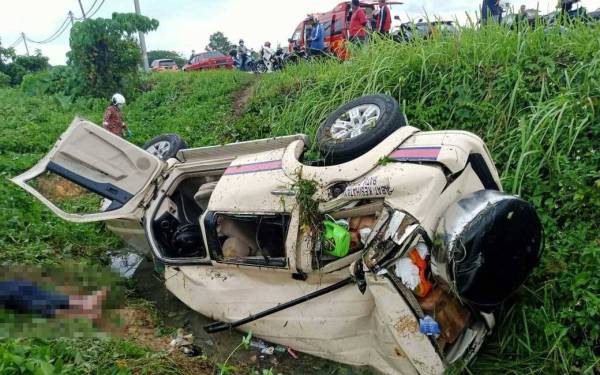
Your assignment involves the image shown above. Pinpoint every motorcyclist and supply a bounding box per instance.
[237,39,248,71]
[307,15,326,56]
[103,93,128,137]
[261,41,275,72]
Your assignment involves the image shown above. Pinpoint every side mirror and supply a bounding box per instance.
[394,15,400,20]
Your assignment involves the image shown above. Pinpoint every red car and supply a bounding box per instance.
[183,51,234,72]
[290,1,403,60]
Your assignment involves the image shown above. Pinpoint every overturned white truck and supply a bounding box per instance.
[13,95,542,374]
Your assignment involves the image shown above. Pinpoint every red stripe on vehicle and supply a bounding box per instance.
[389,147,441,161]
[224,160,283,175]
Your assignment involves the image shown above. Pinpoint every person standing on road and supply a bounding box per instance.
[261,41,275,72]
[481,0,503,24]
[349,0,369,43]
[103,93,127,138]
[237,40,248,71]
[375,0,392,35]
[307,16,326,56]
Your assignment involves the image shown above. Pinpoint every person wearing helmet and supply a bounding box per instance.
[261,41,275,72]
[237,39,248,71]
[103,93,127,137]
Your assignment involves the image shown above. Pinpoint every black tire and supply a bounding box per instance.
[255,61,267,74]
[316,94,407,164]
[143,134,188,161]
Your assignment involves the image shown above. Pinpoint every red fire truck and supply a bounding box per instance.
[289,1,403,59]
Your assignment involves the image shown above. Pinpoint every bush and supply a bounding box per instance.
[67,13,159,98]
[0,72,9,87]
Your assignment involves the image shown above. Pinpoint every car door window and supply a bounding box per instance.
[11,118,163,223]
[332,17,344,35]
[205,213,290,268]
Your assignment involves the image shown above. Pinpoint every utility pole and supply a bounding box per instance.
[134,0,150,72]
[78,0,87,19]
[68,11,75,26]
[21,32,30,55]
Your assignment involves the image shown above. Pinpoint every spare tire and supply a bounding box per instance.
[143,134,188,161]
[316,94,407,164]
[432,190,543,312]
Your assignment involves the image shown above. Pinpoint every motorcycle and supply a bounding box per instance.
[229,50,256,72]
[254,47,286,74]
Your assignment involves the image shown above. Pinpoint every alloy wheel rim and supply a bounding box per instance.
[146,141,172,160]
[330,104,381,141]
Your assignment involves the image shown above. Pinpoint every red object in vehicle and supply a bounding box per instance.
[289,1,403,60]
[183,51,234,72]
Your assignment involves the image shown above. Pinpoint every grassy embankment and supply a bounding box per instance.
[1,22,599,374]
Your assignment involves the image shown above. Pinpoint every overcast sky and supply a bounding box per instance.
[1,0,599,65]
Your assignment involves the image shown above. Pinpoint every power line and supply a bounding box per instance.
[85,0,99,16]
[8,35,23,49]
[25,16,71,44]
[87,0,106,19]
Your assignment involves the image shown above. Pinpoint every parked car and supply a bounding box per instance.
[183,51,234,72]
[289,1,403,60]
[392,19,459,42]
[12,95,542,375]
[150,59,180,72]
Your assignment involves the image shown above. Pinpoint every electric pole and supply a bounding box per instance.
[134,0,150,72]
[78,0,87,19]
[68,11,75,26]
[21,32,30,55]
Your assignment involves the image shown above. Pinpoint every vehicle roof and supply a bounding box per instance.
[153,58,175,62]
[192,51,226,58]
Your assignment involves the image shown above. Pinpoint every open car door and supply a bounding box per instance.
[11,117,164,223]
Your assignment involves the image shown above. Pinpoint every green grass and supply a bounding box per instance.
[0,23,599,374]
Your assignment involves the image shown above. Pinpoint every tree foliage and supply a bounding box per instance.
[0,40,49,85]
[67,13,159,98]
[205,32,235,54]
[147,50,187,67]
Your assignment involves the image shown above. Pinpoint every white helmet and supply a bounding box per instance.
[112,93,126,107]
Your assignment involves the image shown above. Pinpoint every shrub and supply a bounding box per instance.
[67,13,159,98]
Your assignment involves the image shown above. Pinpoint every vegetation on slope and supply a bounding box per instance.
[0,22,599,374]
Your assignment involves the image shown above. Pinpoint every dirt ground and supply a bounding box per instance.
[232,80,257,118]
[35,173,87,200]
[117,306,215,375]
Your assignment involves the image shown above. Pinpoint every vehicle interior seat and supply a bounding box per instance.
[194,181,218,210]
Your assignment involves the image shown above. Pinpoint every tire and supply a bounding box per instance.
[255,61,267,74]
[316,94,407,164]
[143,134,188,161]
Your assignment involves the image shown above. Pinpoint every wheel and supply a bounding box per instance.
[143,134,188,161]
[255,61,267,74]
[316,94,407,164]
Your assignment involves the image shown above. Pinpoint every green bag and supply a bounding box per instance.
[323,220,351,257]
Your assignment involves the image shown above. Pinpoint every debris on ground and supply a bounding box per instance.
[169,328,202,357]
[110,252,144,278]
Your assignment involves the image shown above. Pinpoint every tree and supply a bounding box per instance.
[67,12,159,98]
[147,50,187,67]
[0,41,49,86]
[205,32,235,54]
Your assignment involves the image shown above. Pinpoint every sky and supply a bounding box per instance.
[1,0,599,65]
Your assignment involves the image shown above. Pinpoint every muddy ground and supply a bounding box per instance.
[130,259,374,375]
